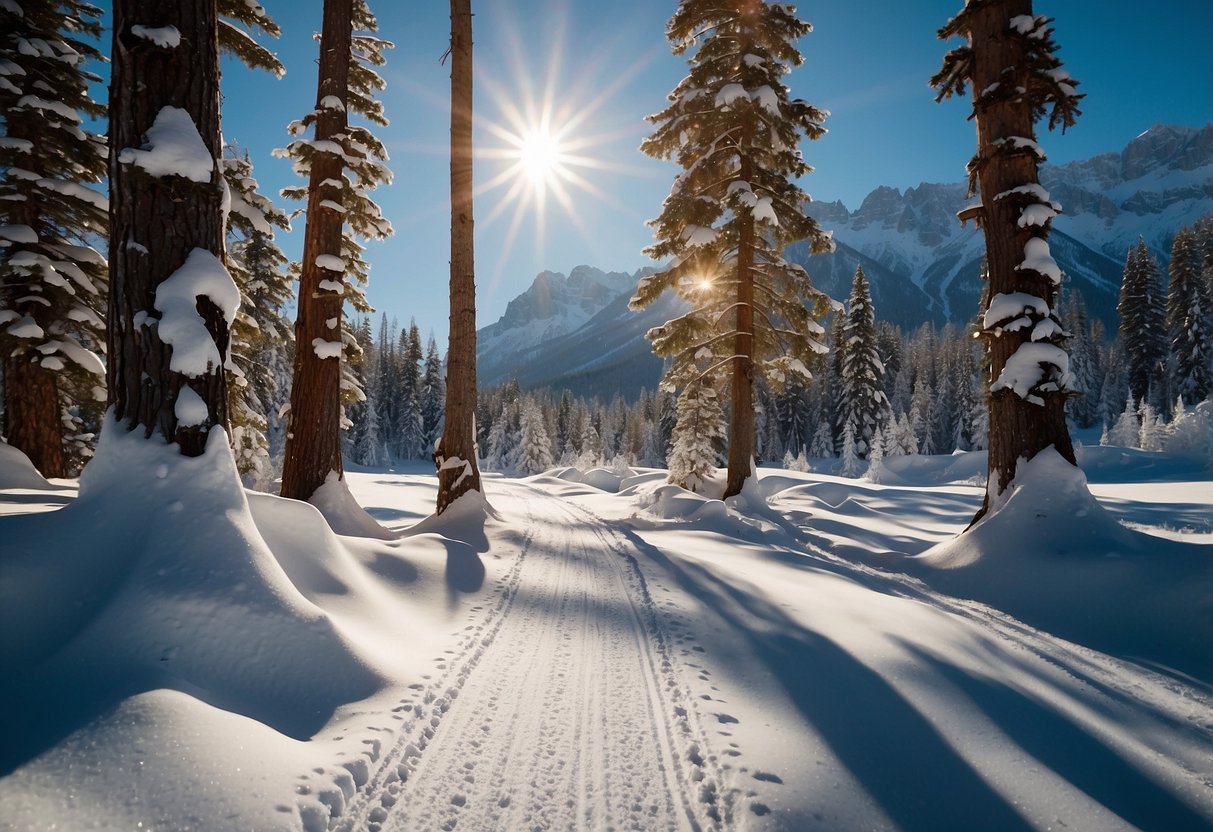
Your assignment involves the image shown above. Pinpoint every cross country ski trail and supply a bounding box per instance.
[334,480,731,832]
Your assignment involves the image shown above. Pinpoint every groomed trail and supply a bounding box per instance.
[335,481,728,832]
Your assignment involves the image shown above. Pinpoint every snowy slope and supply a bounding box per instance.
[2,436,1211,831]
[477,265,643,386]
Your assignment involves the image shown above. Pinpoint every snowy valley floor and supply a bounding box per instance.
[1,440,1211,831]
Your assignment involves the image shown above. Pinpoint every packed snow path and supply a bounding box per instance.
[337,481,718,832]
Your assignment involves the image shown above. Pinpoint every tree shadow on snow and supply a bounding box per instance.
[616,525,1210,830]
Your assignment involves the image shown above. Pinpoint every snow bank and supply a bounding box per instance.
[309,470,394,539]
[0,440,52,490]
[914,448,1213,679]
[0,419,394,828]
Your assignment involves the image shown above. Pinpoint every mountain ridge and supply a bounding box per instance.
[477,123,1213,397]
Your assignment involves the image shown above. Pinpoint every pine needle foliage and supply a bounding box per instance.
[0,0,108,476]
[632,0,834,496]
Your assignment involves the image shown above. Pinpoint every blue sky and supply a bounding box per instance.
[105,1,1213,339]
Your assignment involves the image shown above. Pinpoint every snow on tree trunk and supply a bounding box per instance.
[108,0,229,456]
[933,0,1081,523]
[279,0,353,500]
[435,0,483,514]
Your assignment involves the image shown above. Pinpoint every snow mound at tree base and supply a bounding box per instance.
[0,440,54,490]
[913,448,1213,681]
[0,418,392,826]
[310,470,395,539]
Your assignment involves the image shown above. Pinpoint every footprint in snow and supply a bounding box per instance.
[716,713,739,724]
[753,771,783,784]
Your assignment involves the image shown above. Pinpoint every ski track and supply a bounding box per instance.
[333,480,728,832]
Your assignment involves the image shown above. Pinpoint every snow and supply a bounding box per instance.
[154,248,241,376]
[129,24,181,49]
[681,224,717,247]
[991,341,1071,404]
[983,291,1049,330]
[1,436,1211,830]
[751,85,780,114]
[1016,235,1063,284]
[714,83,748,108]
[14,94,80,123]
[173,384,208,427]
[117,106,214,183]
[0,223,37,244]
[312,338,343,359]
[4,314,43,338]
[1018,201,1057,227]
[315,253,346,272]
[319,94,346,111]
[318,278,343,293]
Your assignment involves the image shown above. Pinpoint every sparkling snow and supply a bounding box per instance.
[1,432,1210,831]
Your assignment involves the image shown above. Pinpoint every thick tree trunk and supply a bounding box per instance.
[965,0,1074,523]
[2,116,67,478]
[109,0,227,456]
[434,0,483,515]
[280,0,354,501]
[724,152,756,499]
[2,354,66,477]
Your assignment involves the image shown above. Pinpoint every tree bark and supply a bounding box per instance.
[109,0,227,455]
[965,0,1075,523]
[2,116,66,478]
[434,0,483,514]
[2,354,66,477]
[724,150,756,499]
[279,0,353,501]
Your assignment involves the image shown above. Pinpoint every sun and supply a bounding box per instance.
[517,128,568,188]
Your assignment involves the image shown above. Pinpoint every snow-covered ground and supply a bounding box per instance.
[1,435,1210,831]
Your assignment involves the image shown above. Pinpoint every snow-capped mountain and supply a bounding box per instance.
[478,124,1213,396]
[478,265,641,386]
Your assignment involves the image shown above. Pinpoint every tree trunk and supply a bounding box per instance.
[966,0,1074,523]
[2,354,66,477]
[2,115,66,478]
[280,0,353,501]
[724,153,756,499]
[109,0,227,455]
[434,0,483,514]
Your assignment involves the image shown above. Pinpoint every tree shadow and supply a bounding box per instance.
[898,642,1213,831]
[615,523,1209,829]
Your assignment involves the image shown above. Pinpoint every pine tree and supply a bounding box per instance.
[420,333,445,454]
[838,266,890,457]
[1107,397,1140,447]
[865,425,886,483]
[435,0,484,513]
[280,0,392,501]
[1064,289,1101,427]
[632,0,834,498]
[933,1,1082,522]
[107,0,238,456]
[1118,238,1168,408]
[838,420,862,478]
[809,419,834,458]
[397,321,424,458]
[514,397,554,475]
[1137,400,1166,452]
[667,380,725,493]
[221,148,292,485]
[1167,226,1211,405]
[1,0,107,476]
